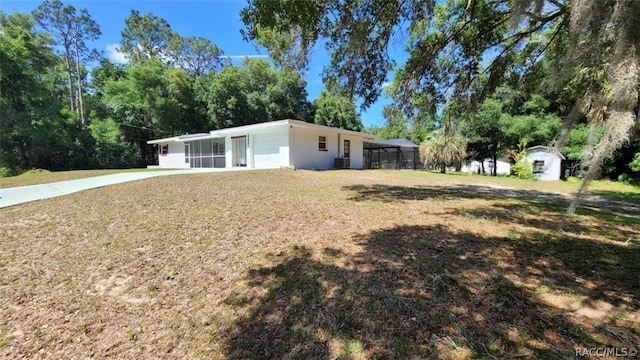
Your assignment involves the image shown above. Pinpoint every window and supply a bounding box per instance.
[161,145,169,156]
[213,141,225,155]
[319,136,327,151]
[533,160,545,173]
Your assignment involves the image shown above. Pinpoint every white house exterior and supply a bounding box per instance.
[147,119,374,170]
[461,158,512,175]
[525,145,565,181]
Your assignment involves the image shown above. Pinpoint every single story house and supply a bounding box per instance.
[525,145,565,181]
[363,139,421,170]
[147,119,374,170]
[461,158,512,175]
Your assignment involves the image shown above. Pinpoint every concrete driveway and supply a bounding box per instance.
[0,168,235,208]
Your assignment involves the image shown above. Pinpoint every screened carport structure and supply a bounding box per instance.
[364,139,421,170]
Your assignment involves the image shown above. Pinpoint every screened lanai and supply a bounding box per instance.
[182,135,226,168]
[363,139,421,170]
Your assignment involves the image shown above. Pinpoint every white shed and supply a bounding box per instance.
[525,146,565,181]
[147,119,374,170]
[461,158,512,175]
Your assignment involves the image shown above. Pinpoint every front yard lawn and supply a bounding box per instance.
[1,169,638,358]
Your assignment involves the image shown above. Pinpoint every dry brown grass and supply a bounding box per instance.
[1,169,638,359]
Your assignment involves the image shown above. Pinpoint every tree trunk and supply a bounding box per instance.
[492,153,497,176]
[73,37,85,126]
[440,163,446,173]
[64,52,76,112]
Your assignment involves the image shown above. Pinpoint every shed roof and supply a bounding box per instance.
[364,138,419,149]
[526,145,566,160]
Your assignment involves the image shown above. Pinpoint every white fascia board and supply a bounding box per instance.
[147,136,180,145]
[288,119,375,139]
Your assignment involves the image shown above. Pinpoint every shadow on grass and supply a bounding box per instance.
[344,183,640,220]
[589,189,640,206]
[222,222,640,359]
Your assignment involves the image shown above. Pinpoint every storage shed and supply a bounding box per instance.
[525,146,565,181]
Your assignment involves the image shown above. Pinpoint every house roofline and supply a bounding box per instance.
[148,119,374,144]
[526,145,566,160]
[209,119,374,139]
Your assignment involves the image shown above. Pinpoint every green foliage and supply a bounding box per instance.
[169,35,225,76]
[0,11,81,173]
[195,59,312,129]
[33,0,101,125]
[88,117,140,168]
[312,90,362,131]
[631,152,640,173]
[120,9,174,62]
[460,98,505,175]
[242,0,640,202]
[0,167,13,178]
[511,142,534,179]
[419,130,467,173]
[560,123,592,161]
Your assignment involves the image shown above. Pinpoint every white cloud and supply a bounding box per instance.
[220,54,269,59]
[382,81,392,88]
[106,44,128,64]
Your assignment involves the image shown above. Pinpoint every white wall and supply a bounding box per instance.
[526,148,562,181]
[290,127,338,169]
[222,123,291,169]
[461,158,511,175]
[158,142,189,169]
[289,127,366,169]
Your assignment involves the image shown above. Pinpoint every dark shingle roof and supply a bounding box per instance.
[364,138,419,148]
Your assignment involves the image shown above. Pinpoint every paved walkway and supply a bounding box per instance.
[0,168,236,208]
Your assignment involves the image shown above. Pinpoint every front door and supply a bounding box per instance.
[232,136,247,167]
[343,139,351,158]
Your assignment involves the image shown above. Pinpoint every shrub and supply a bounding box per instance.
[511,142,534,179]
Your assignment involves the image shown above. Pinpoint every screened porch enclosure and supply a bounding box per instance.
[363,139,421,170]
[185,138,225,168]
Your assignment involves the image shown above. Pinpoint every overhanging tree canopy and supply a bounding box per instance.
[242,0,639,209]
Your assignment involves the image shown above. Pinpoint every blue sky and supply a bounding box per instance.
[1,0,394,128]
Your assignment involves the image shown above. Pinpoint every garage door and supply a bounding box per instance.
[253,133,282,169]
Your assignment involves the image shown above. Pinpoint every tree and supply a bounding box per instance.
[33,0,100,125]
[169,35,226,76]
[102,59,197,165]
[459,98,506,176]
[243,24,310,71]
[120,10,174,63]
[419,130,468,174]
[242,0,640,212]
[0,11,55,172]
[312,90,362,131]
[194,59,312,128]
[69,7,100,125]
